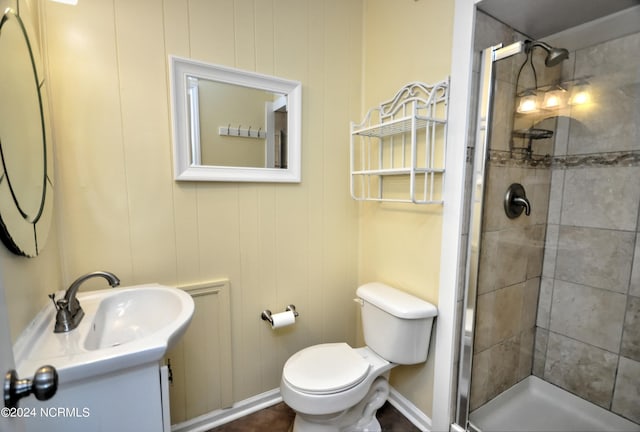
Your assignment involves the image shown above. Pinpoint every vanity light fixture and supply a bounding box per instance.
[569,80,591,105]
[516,90,539,114]
[542,85,567,109]
[50,0,78,4]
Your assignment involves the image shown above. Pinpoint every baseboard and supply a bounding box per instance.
[388,386,432,432]
[171,388,282,432]
[171,385,432,432]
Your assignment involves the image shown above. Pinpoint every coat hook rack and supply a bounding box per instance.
[218,125,267,139]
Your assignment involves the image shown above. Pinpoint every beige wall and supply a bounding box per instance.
[198,81,271,167]
[1,0,62,342]
[41,0,362,403]
[358,0,454,417]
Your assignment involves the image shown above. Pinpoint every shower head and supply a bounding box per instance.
[525,40,569,67]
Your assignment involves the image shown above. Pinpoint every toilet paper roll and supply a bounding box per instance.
[270,310,296,329]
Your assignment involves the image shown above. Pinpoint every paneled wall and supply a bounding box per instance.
[42,0,362,407]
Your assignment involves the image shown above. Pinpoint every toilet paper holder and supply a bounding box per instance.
[261,305,299,325]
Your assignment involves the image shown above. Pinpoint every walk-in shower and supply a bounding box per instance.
[453,4,640,432]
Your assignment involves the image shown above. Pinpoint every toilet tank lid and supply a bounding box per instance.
[357,282,438,319]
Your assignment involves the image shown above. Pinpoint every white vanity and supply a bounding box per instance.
[13,284,194,432]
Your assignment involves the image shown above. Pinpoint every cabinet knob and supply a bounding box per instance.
[4,365,58,408]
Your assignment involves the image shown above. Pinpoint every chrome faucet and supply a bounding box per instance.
[51,271,120,333]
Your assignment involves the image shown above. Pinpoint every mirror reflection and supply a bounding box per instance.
[188,77,288,169]
[0,6,53,257]
[170,55,301,183]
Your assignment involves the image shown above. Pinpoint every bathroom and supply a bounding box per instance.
[0,0,638,431]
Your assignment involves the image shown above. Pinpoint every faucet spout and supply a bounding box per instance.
[54,271,120,333]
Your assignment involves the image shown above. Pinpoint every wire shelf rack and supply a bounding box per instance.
[350,80,449,204]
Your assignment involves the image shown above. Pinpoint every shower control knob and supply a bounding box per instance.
[504,183,531,218]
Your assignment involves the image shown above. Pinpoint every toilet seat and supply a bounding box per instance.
[283,343,370,395]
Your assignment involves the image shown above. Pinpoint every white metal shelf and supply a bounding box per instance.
[352,115,446,138]
[350,80,449,204]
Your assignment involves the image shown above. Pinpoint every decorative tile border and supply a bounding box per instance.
[554,150,640,169]
[487,149,640,169]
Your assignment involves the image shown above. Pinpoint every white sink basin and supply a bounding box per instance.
[14,284,194,384]
[84,287,188,351]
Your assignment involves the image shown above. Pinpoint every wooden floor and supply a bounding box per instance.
[207,401,420,432]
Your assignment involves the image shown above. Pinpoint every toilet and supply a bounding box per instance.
[280,282,438,431]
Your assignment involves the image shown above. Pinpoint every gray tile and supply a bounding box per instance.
[553,117,570,157]
[573,32,640,79]
[474,291,495,353]
[545,332,618,409]
[542,224,559,279]
[518,327,535,380]
[473,12,515,65]
[560,167,640,231]
[612,356,640,424]
[621,296,640,362]
[549,280,626,352]
[474,283,524,352]
[569,33,640,155]
[478,228,529,294]
[525,225,546,279]
[521,277,540,331]
[482,166,520,233]
[631,234,640,297]
[533,328,548,378]
[547,170,564,225]
[487,336,521,400]
[566,76,640,155]
[470,349,490,411]
[536,278,553,329]
[490,79,516,153]
[493,283,524,343]
[556,226,635,293]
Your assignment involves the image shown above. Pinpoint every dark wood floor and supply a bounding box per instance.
[207,401,420,432]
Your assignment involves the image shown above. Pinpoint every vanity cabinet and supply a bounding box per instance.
[22,363,171,432]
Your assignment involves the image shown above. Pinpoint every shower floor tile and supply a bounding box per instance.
[206,401,420,432]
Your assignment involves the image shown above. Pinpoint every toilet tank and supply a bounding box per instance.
[356,282,437,364]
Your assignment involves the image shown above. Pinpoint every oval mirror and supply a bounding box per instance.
[0,6,53,257]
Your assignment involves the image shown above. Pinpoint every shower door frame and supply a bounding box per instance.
[452,41,525,432]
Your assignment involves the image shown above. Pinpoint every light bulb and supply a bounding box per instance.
[517,92,539,114]
[569,82,591,105]
[542,86,567,109]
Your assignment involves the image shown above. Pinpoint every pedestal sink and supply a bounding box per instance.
[13,284,194,432]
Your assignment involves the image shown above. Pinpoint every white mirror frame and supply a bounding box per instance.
[169,55,302,182]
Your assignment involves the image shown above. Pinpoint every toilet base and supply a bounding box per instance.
[291,377,389,432]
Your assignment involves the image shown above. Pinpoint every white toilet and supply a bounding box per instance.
[280,282,438,431]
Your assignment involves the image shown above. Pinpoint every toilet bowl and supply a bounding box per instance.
[280,283,437,432]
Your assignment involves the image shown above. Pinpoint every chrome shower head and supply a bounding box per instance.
[525,40,569,67]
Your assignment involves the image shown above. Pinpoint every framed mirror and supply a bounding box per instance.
[169,56,302,182]
[0,5,53,257]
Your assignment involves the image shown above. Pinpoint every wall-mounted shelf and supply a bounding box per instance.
[350,80,449,204]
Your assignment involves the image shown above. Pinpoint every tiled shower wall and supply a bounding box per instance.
[468,12,557,411]
[533,31,640,423]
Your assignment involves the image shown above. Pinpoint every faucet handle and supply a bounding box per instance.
[48,293,57,310]
[53,299,74,333]
[55,298,69,311]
